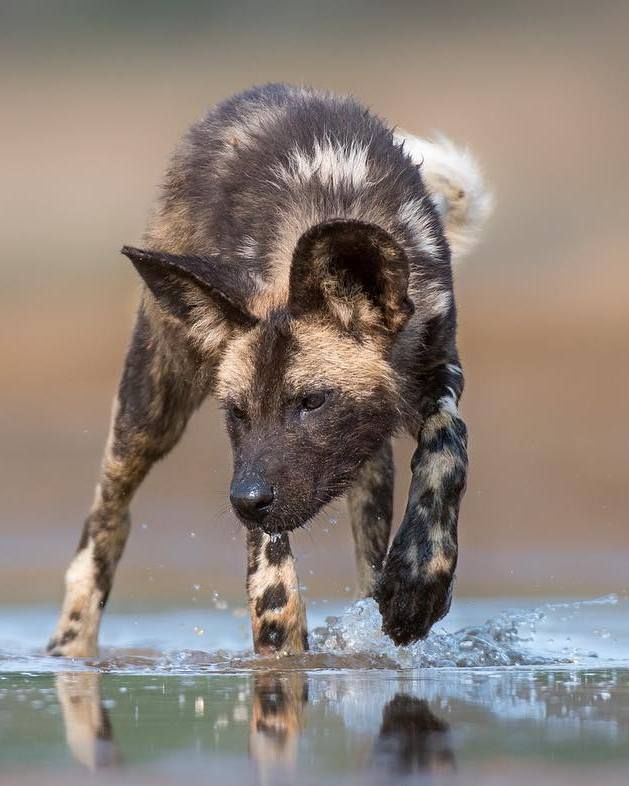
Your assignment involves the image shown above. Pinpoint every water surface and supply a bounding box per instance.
[1,595,628,784]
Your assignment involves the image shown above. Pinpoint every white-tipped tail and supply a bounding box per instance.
[395,130,494,261]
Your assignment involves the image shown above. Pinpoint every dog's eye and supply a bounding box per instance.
[300,391,327,412]
[230,404,247,421]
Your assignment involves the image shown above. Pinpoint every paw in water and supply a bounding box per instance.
[375,557,453,646]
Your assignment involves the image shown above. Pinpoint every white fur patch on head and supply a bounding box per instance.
[276,138,371,190]
[394,131,493,262]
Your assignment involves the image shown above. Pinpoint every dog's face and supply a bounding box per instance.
[123,220,413,534]
[216,313,400,532]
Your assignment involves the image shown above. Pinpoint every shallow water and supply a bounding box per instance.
[1,595,628,784]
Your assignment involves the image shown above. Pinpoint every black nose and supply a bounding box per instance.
[230,477,274,522]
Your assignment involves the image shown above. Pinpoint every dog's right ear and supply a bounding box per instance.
[121,246,258,329]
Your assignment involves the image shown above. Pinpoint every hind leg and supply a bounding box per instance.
[347,439,394,597]
[48,309,206,657]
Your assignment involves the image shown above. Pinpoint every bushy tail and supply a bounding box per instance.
[395,131,494,262]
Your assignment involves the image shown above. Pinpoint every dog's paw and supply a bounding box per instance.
[47,630,96,658]
[374,557,454,646]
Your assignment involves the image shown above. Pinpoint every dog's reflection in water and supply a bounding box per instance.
[249,673,308,777]
[55,673,120,770]
[56,671,453,777]
[250,675,454,778]
[373,693,456,774]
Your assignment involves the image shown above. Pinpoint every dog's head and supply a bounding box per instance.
[123,220,413,534]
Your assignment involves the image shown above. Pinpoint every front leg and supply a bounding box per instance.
[375,361,467,645]
[246,530,308,655]
[47,308,205,657]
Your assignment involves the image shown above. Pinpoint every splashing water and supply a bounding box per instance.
[310,599,549,667]
[0,594,626,674]
[310,594,626,669]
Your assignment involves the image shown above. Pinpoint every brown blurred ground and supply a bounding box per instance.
[1,1,628,604]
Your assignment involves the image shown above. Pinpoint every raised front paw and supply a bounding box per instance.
[374,547,454,646]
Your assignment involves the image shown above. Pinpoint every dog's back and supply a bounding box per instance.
[146,83,491,365]
[149,86,482,313]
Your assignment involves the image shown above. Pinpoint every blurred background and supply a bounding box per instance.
[1,0,627,610]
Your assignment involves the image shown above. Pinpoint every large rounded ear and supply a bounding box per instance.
[121,246,258,329]
[287,220,413,334]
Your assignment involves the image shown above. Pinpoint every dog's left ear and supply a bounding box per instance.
[288,220,413,334]
[121,246,258,329]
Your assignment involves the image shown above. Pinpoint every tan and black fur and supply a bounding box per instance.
[48,83,491,657]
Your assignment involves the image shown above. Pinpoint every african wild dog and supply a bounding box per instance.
[48,84,491,658]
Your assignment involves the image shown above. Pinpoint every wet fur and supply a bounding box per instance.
[48,83,490,657]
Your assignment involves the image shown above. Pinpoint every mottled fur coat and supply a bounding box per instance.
[48,84,491,657]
